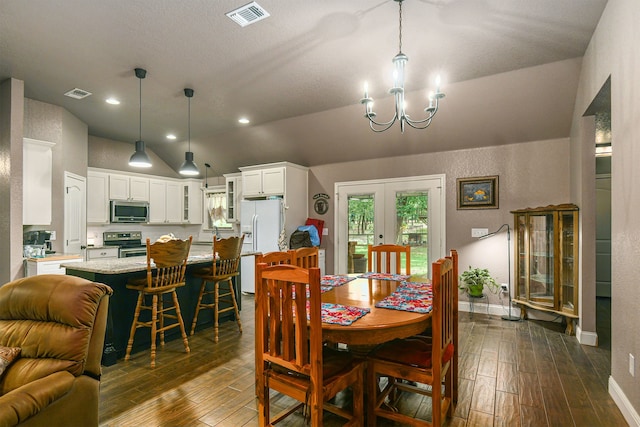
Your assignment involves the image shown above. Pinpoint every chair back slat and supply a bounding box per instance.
[211,235,244,276]
[145,237,192,290]
[367,244,411,274]
[291,247,319,269]
[431,254,454,378]
[256,251,293,266]
[257,264,322,377]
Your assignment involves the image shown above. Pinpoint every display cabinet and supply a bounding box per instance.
[512,204,579,334]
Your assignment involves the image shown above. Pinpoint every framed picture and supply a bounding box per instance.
[457,176,499,209]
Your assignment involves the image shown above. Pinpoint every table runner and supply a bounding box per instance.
[375,281,433,313]
[303,301,370,326]
[358,272,411,282]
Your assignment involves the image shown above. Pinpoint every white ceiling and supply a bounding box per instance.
[0,0,607,175]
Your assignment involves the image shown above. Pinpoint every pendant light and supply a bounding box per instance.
[129,68,152,167]
[179,88,199,176]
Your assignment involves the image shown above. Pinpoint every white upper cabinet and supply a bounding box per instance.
[241,166,285,197]
[23,138,55,225]
[182,180,203,224]
[148,179,183,224]
[224,172,242,223]
[109,174,149,202]
[87,170,109,224]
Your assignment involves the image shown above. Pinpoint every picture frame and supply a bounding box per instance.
[457,175,499,209]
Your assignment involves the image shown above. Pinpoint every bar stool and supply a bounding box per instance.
[124,236,192,368]
[191,235,244,342]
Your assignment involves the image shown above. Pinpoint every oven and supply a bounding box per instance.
[103,231,147,258]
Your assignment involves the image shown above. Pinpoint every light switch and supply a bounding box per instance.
[322,228,329,236]
[471,228,488,238]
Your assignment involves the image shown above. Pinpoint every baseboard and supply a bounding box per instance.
[458,300,521,318]
[576,324,598,346]
[609,375,640,427]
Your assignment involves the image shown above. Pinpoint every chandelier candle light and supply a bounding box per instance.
[361,0,445,133]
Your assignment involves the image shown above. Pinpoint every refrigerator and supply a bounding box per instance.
[240,199,283,293]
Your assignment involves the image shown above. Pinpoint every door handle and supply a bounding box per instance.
[379,234,383,239]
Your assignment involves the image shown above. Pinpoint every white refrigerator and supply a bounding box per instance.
[240,199,283,293]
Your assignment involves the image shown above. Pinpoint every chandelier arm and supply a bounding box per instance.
[404,110,438,126]
[404,117,434,130]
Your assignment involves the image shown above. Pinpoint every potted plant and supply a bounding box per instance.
[459,266,499,297]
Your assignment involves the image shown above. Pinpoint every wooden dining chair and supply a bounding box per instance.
[124,236,192,368]
[191,234,244,343]
[291,246,319,268]
[255,250,293,266]
[255,263,365,426]
[366,253,456,426]
[367,244,411,275]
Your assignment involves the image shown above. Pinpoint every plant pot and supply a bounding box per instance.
[467,284,484,297]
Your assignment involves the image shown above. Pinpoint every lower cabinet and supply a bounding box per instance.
[24,256,83,277]
[86,247,119,261]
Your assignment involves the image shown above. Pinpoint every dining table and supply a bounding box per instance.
[319,273,433,347]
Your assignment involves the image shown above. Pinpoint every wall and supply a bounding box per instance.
[23,98,88,254]
[570,0,640,421]
[89,135,181,178]
[0,78,24,284]
[309,138,570,306]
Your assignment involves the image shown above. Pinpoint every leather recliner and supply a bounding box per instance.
[0,274,113,427]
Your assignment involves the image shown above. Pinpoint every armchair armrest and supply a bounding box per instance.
[0,371,74,427]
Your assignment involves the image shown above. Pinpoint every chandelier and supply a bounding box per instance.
[360,0,445,133]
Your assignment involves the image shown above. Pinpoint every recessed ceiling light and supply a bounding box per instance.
[166,134,177,140]
[105,97,120,105]
[238,117,250,124]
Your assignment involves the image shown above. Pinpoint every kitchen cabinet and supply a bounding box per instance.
[24,255,83,277]
[109,174,149,202]
[87,170,110,224]
[23,138,55,225]
[149,179,182,224]
[86,247,119,260]
[238,162,309,239]
[224,172,242,222]
[241,166,285,197]
[512,203,579,334]
[182,180,203,224]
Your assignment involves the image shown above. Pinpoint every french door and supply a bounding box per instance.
[335,175,445,277]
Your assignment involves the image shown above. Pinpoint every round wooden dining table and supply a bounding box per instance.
[320,276,432,346]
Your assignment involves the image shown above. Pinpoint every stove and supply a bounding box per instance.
[103,231,147,258]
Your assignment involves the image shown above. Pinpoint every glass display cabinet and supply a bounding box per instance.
[512,204,579,334]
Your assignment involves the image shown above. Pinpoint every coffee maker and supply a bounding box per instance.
[23,230,53,257]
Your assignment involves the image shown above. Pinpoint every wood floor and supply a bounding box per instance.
[99,294,627,426]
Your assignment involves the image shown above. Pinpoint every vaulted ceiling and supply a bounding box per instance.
[0,0,607,175]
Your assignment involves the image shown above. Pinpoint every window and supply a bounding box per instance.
[205,191,232,230]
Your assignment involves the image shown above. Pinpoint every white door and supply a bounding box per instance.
[335,175,445,277]
[64,172,86,254]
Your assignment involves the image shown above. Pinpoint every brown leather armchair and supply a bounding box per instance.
[0,274,112,427]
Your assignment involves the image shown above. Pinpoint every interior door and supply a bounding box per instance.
[335,175,444,277]
[64,172,86,254]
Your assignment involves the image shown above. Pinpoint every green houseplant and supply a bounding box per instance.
[459,266,499,297]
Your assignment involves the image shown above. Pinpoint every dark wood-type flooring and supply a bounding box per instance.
[99,294,627,426]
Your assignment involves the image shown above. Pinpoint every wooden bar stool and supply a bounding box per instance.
[191,235,244,343]
[124,236,192,368]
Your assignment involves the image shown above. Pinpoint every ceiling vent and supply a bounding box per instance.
[64,88,92,99]
[226,2,270,27]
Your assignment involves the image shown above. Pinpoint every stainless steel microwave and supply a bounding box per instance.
[110,200,149,223]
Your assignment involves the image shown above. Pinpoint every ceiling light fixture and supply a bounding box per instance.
[179,88,199,176]
[129,68,152,168]
[166,134,177,140]
[105,97,120,105]
[204,163,211,188]
[238,117,250,124]
[360,0,445,133]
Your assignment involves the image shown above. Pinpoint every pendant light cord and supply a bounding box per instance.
[188,96,191,151]
[139,77,142,141]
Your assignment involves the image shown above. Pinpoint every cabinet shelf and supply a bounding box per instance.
[512,203,579,334]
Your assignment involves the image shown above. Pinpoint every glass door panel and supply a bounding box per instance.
[516,214,527,299]
[393,191,428,276]
[347,194,376,273]
[561,212,575,312]
[529,213,554,307]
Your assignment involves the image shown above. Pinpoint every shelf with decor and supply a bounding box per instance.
[512,203,579,335]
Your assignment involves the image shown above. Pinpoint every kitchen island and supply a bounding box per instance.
[63,244,241,366]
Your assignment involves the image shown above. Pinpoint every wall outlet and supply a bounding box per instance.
[471,228,489,238]
[630,353,635,377]
[500,284,509,293]
[50,231,56,241]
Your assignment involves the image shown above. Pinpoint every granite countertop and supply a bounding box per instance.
[26,254,83,262]
[61,245,213,275]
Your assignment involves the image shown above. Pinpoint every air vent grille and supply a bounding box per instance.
[226,2,270,27]
[64,88,92,99]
